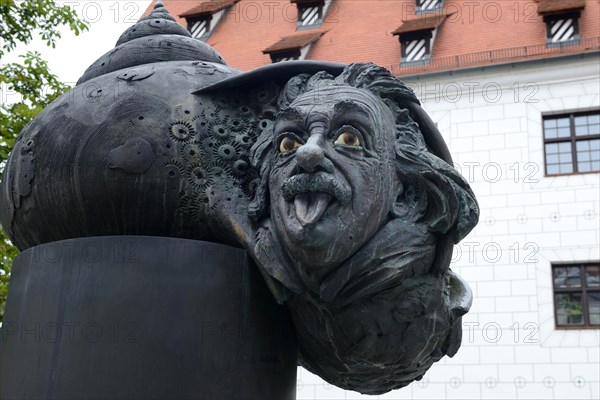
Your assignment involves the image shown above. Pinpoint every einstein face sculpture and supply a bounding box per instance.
[241,64,479,395]
[269,87,398,279]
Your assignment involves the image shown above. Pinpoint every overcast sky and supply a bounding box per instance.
[3,1,152,87]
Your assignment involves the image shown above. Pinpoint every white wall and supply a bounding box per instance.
[296,55,600,399]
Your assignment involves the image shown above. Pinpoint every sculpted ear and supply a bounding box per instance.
[392,139,479,244]
[422,158,480,243]
[384,101,478,275]
[385,102,478,244]
[441,163,480,243]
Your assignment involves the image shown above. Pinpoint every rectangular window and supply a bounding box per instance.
[294,0,332,30]
[416,0,443,13]
[553,263,600,328]
[401,30,432,65]
[544,12,580,47]
[298,1,324,28]
[543,111,600,175]
[188,15,211,39]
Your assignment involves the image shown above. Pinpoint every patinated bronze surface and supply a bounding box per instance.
[217,65,479,393]
[0,2,479,395]
[1,238,298,400]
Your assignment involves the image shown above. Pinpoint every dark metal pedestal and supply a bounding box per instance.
[0,236,297,400]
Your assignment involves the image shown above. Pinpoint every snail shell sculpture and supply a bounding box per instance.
[0,2,479,395]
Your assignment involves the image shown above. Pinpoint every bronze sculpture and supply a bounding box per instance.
[0,2,478,397]
[207,63,479,393]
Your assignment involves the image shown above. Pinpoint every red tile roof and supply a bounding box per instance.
[143,1,600,74]
[537,0,586,14]
[179,0,238,17]
[389,36,600,75]
[392,12,453,35]
[263,31,325,53]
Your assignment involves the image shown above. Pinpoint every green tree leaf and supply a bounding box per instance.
[0,0,88,321]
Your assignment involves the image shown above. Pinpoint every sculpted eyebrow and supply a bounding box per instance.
[278,108,304,124]
[332,101,372,130]
[274,108,305,136]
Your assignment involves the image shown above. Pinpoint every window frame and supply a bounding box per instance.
[296,0,326,30]
[542,110,600,176]
[400,29,433,66]
[552,263,600,329]
[415,0,443,14]
[543,11,581,48]
[187,14,212,41]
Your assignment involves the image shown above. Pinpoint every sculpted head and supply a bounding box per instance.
[268,85,398,278]
[245,64,479,394]
[251,63,478,287]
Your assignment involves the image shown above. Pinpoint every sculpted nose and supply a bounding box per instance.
[296,136,334,173]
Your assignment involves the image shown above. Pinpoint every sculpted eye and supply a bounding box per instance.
[279,136,302,153]
[334,131,362,147]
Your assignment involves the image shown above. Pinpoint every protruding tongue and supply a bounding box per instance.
[294,192,332,226]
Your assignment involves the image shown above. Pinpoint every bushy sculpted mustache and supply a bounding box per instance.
[281,172,351,204]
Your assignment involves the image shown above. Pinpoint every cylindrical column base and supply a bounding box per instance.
[0,236,297,400]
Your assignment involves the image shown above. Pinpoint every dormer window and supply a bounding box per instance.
[537,0,584,47]
[263,31,324,63]
[392,12,451,67]
[400,31,432,64]
[544,13,580,46]
[187,15,212,40]
[292,0,332,30]
[179,0,238,41]
[416,0,443,14]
